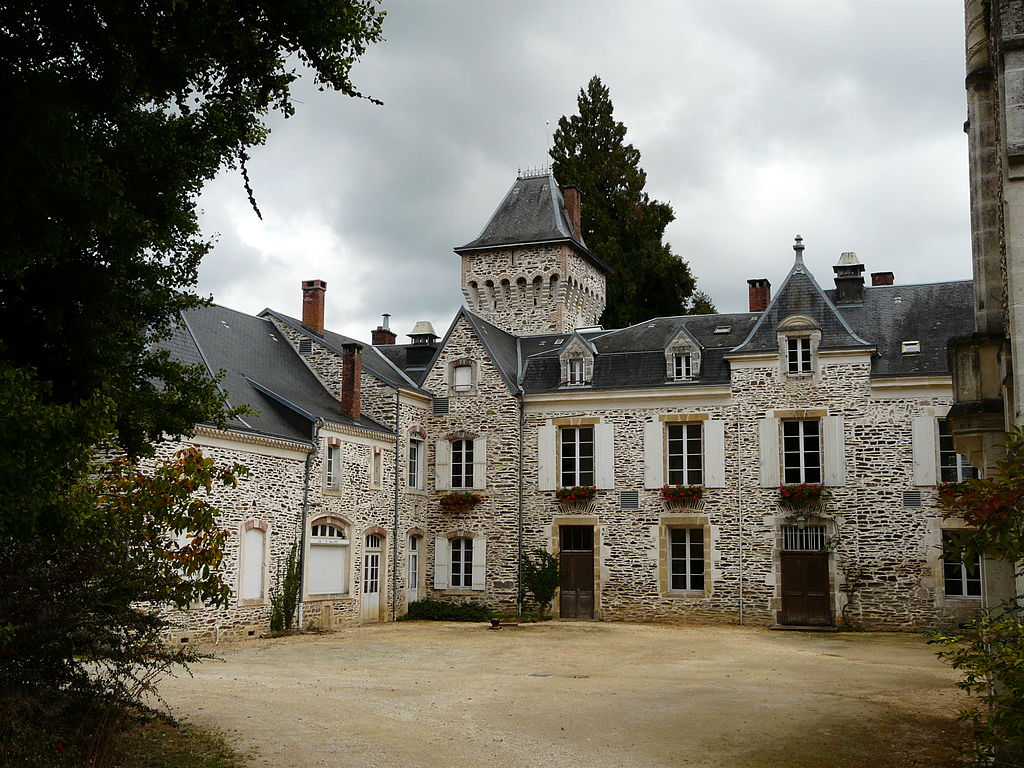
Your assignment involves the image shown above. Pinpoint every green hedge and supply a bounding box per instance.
[401,599,495,622]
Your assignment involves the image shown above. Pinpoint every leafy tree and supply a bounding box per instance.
[522,548,562,617]
[931,427,1024,765]
[0,1,384,760]
[550,76,715,328]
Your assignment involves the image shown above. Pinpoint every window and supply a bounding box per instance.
[782,420,821,484]
[943,531,982,598]
[673,353,692,381]
[408,437,424,489]
[561,426,594,487]
[324,443,341,490]
[369,447,383,488]
[938,420,979,482]
[787,337,812,374]
[453,364,473,392]
[669,528,705,592]
[450,537,473,589]
[450,439,474,488]
[308,520,349,595]
[567,358,586,386]
[408,536,420,593]
[239,525,266,601]
[667,423,703,485]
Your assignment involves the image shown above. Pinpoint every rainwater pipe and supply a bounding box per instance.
[296,417,324,630]
[736,412,745,625]
[391,391,401,621]
[517,394,525,615]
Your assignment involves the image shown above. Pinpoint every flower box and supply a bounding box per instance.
[778,483,830,508]
[554,485,597,503]
[935,480,969,500]
[660,485,703,506]
[439,491,484,512]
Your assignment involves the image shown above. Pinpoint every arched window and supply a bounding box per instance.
[308,518,350,595]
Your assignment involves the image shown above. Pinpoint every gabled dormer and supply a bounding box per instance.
[664,327,702,381]
[558,334,597,387]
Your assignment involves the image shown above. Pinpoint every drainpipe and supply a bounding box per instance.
[297,418,324,629]
[517,394,525,614]
[736,412,744,625]
[391,391,401,621]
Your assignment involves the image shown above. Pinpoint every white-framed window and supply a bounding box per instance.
[938,420,979,482]
[942,531,982,598]
[787,337,812,374]
[239,524,266,601]
[782,420,821,484]
[560,426,594,487]
[450,537,473,588]
[408,437,424,489]
[669,528,705,592]
[567,358,586,386]
[408,535,420,593]
[324,443,341,490]
[450,439,474,488]
[667,423,703,485]
[308,518,349,595]
[673,353,693,381]
[453,364,473,392]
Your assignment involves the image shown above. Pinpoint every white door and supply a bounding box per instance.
[407,536,421,606]
[361,534,382,622]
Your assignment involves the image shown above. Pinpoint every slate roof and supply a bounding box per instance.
[161,305,392,443]
[456,174,612,274]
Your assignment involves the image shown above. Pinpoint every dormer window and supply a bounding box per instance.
[568,358,586,385]
[673,353,693,381]
[787,337,812,374]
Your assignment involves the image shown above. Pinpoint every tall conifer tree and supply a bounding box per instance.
[550,76,714,328]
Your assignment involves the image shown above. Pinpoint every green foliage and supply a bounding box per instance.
[550,76,715,328]
[269,541,302,632]
[401,599,496,622]
[522,548,561,617]
[931,427,1024,765]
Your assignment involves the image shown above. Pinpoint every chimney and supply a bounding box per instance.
[871,271,895,286]
[747,279,771,312]
[833,252,866,304]
[562,185,582,240]
[340,343,362,420]
[372,313,397,345]
[301,279,327,335]
[406,321,438,368]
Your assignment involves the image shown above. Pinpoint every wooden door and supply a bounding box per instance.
[559,526,594,619]
[780,551,831,626]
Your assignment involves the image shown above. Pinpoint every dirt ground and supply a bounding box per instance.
[153,621,969,768]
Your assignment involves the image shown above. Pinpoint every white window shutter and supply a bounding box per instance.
[435,440,451,491]
[433,537,449,590]
[472,436,487,490]
[643,420,663,489]
[538,425,557,491]
[822,415,846,486]
[758,417,780,487]
[471,537,487,591]
[912,416,938,486]
[704,420,726,488]
[595,422,615,489]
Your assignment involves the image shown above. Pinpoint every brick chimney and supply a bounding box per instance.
[747,279,771,312]
[372,313,397,345]
[871,271,894,286]
[833,252,866,305]
[301,279,327,335]
[562,186,582,240]
[340,343,362,420]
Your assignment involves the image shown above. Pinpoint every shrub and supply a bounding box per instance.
[522,548,561,616]
[401,599,495,622]
[269,541,301,632]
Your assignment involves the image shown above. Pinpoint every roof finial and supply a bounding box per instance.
[793,234,805,265]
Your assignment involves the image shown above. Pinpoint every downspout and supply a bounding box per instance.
[736,412,744,625]
[297,418,324,629]
[517,393,525,614]
[391,391,401,621]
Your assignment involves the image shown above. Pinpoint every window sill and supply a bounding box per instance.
[306,592,351,601]
[441,589,476,595]
[322,488,342,497]
[237,598,267,607]
[665,590,710,599]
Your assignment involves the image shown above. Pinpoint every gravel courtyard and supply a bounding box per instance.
[154,621,967,768]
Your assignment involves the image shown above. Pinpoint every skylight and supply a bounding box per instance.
[713,326,731,334]
[901,340,921,355]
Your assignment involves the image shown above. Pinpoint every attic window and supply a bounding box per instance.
[298,338,313,354]
[713,326,731,334]
[901,340,921,355]
[567,359,586,386]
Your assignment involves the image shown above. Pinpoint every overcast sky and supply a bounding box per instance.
[195,0,971,342]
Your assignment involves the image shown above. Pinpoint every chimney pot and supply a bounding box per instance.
[371,312,397,346]
[301,279,327,336]
[562,185,582,240]
[340,342,362,420]
[747,278,771,313]
[871,271,895,286]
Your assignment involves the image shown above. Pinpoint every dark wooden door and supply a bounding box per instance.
[780,551,831,626]
[559,526,594,619]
